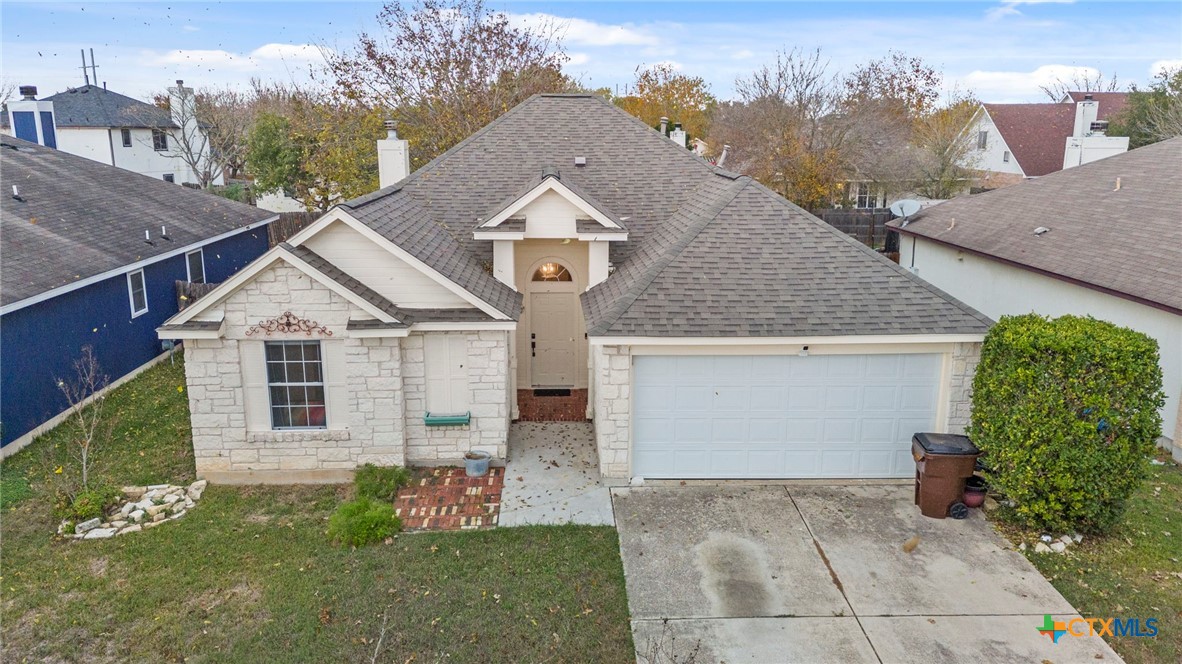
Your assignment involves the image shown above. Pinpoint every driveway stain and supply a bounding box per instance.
[694,533,779,617]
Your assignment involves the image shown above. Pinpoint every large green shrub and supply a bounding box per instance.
[327,497,401,547]
[354,463,412,502]
[968,314,1164,533]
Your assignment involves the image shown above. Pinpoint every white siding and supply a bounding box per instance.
[52,127,216,185]
[301,220,473,309]
[523,189,582,238]
[240,339,270,432]
[963,110,1025,176]
[903,238,1182,443]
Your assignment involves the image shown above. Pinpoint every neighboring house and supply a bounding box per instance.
[0,137,274,454]
[960,92,1129,189]
[1,81,223,186]
[160,93,991,484]
[890,138,1182,456]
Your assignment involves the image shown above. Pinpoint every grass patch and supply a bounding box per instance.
[0,357,634,662]
[996,457,1182,663]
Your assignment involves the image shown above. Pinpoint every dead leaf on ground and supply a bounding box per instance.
[903,536,921,553]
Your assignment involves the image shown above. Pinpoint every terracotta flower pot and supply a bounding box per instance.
[964,475,988,508]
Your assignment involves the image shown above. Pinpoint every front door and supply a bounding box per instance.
[530,276,578,387]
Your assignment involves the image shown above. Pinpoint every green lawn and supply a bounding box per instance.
[1,359,635,662]
[998,457,1182,664]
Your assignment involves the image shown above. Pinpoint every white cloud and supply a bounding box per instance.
[567,52,590,66]
[182,25,199,33]
[1149,59,1182,75]
[731,49,755,61]
[250,43,325,63]
[987,0,1076,21]
[960,64,1099,101]
[151,49,260,72]
[511,13,659,47]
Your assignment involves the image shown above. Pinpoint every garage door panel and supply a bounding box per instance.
[633,354,941,479]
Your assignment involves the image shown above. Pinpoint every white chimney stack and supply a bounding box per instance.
[658,116,669,135]
[378,120,410,188]
[669,122,687,148]
[1072,94,1100,137]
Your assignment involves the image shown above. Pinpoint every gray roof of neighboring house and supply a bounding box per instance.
[889,137,1182,315]
[339,94,990,337]
[1,84,178,129]
[0,137,273,307]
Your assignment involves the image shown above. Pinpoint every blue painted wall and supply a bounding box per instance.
[0,226,270,447]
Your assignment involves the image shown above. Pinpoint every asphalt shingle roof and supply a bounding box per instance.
[982,94,1129,177]
[1,85,177,129]
[0,137,272,307]
[889,137,1182,314]
[340,94,990,338]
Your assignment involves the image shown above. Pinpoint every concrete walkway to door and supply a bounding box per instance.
[615,485,1122,664]
[498,422,614,526]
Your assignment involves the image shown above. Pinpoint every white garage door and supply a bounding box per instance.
[633,353,942,479]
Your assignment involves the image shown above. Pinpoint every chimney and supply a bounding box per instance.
[6,85,57,149]
[717,144,731,168]
[1072,96,1100,137]
[659,116,669,135]
[377,119,411,188]
[668,122,687,148]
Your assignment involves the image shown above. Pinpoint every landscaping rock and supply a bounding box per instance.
[110,520,128,529]
[118,525,142,535]
[147,484,171,490]
[983,496,1000,512]
[1050,541,1068,553]
[169,502,185,514]
[145,505,167,517]
[83,528,117,539]
[187,479,208,500]
[128,510,145,523]
[119,503,134,517]
[1034,542,1053,554]
[1059,535,1074,546]
[170,509,187,520]
[162,494,181,505]
[1018,542,1027,551]
[184,497,195,509]
[122,486,147,499]
[1073,533,1083,544]
[75,518,102,534]
[152,512,167,523]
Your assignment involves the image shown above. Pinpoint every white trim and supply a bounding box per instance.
[160,246,399,328]
[286,209,512,320]
[627,342,963,357]
[157,317,226,339]
[473,231,525,241]
[478,178,622,230]
[1,348,176,460]
[185,248,206,284]
[127,269,148,318]
[348,327,411,338]
[576,232,629,242]
[589,334,986,347]
[411,321,517,331]
[0,218,277,316]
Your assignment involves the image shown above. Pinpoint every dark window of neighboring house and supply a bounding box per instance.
[121,128,132,147]
[163,174,175,183]
[977,131,988,150]
[855,185,878,209]
[1002,151,1010,163]
[152,129,168,151]
[186,249,205,283]
[127,269,148,316]
[265,341,327,429]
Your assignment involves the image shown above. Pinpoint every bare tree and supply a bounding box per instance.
[325,0,574,167]
[55,346,110,491]
[911,93,982,199]
[0,78,17,105]
[1039,69,1122,102]
[197,87,254,181]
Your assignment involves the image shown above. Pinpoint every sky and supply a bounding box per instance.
[2,1,1180,104]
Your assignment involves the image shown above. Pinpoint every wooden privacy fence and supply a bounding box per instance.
[809,208,899,253]
[176,281,219,310]
[267,211,318,247]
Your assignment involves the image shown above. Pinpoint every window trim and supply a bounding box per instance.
[120,128,132,147]
[1002,150,1010,163]
[127,269,148,317]
[264,340,328,430]
[152,129,168,152]
[185,248,205,284]
[977,130,988,150]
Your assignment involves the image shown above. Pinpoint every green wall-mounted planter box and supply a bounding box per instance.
[424,411,471,427]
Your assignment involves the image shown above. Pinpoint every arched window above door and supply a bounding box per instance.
[532,262,572,282]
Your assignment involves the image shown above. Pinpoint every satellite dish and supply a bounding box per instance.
[890,199,923,218]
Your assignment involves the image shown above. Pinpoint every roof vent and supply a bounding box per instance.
[574,156,587,167]
[1034,226,1051,236]
[659,116,669,135]
[19,85,37,100]
[1083,93,1093,101]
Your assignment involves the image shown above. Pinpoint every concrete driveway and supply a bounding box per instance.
[614,485,1122,664]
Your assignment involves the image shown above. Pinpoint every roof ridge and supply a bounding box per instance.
[745,179,995,329]
[586,176,751,335]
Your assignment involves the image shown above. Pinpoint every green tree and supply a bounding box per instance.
[246,112,302,197]
[1109,67,1182,148]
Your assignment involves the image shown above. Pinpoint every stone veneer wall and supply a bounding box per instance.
[402,331,511,464]
[182,262,509,483]
[947,342,982,434]
[590,344,631,480]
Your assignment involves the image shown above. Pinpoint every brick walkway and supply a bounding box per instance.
[393,466,504,531]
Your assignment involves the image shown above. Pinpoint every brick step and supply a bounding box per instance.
[516,388,589,422]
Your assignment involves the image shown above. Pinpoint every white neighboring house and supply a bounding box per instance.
[891,138,1182,458]
[157,94,991,485]
[2,82,223,186]
[958,92,1129,189]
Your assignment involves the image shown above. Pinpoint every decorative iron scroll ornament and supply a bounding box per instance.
[245,311,333,337]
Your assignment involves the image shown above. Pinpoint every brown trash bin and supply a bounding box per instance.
[912,433,981,519]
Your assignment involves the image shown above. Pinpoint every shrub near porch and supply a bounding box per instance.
[0,359,634,662]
